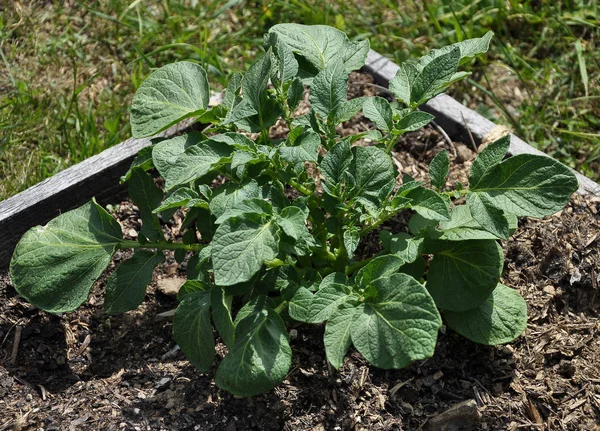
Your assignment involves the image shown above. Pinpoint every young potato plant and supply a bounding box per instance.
[10,25,578,397]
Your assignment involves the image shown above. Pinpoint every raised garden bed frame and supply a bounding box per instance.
[1,50,598,269]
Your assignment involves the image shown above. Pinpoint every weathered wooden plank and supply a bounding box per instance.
[0,120,192,269]
[363,49,600,196]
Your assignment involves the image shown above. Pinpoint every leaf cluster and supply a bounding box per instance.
[9,25,578,397]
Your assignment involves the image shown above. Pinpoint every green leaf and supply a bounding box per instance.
[445,283,527,345]
[396,111,435,132]
[287,78,304,111]
[388,63,417,106]
[380,232,424,264]
[288,286,314,323]
[335,96,367,123]
[104,250,165,314]
[211,287,235,348]
[121,146,154,183]
[425,239,503,311]
[10,200,123,313]
[348,146,396,209]
[212,214,280,286]
[309,62,348,121]
[214,198,273,225]
[469,135,510,188]
[351,274,441,369]
[355,254,404,289]
[411,47,460,105]
[438,205,516,241]
[320,139,353,184]
[467,193,509,240]
[266,32,299,84]
[405,186,450,221]
[418,31,494,69]
[324,302,358,369]
[131,62,209,138]
[275,206,308,240]
[223,72,243,111]
[153,188,207,214]
[209,180,261,219]
[280,129,320,163]
[363,96,393,132]
[216,296,292,396]
[173,290,214,372]
[268,24,368,79]
[319,272,349,291]
[160,138,232,191]
[343,227,360,260]
[243,51,272,113]
[307,283,351,323]
[429,149,450,191]
[470,153,578,218]
[128,168,164,241]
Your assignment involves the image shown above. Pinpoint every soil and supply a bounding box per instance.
[1,74,600,431]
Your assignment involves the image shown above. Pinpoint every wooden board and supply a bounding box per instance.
[363,49,600,197]
[1,52,598,269]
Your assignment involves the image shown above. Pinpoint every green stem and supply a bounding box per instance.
[274,301,287,314]
[345,253,381,276]
[118,240,204,252]
[360,208,403,236]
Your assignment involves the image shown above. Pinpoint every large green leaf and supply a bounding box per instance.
[438,205,517,241]
[466,193,509,240]
[275,206,308,240]
[389,63,417,106]
[266,32,299,85]
[348,146,396,209]
[470,153,578,217]
[429,149,449,191]
[445,283,527,345]
[104,250,165,314]
[268,24,369,79]
[411,47,460,105]
[320,139,353,184]
[211,287,235,348]
[355,254,404,289]
[418,31,494,69]
[405,186,450,220]
[469,135,510,188]
[350,274,441,369]
[10,200,123,313]
[306,283,351,323]
[216,296,292,396]
[158,138,232,190]
[212,214,280,286]
[309,62,348,121]
[280,129,320,163]
[425,239,503,311]
[128,168,164,241]
[324,302,359,369]
[363,96,393,132]
[130,62,209,138]
[173,290,214,372]
[209,180,261,219]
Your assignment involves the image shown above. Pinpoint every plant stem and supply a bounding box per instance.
[274,301,287,314]
[345,253,382,276]
[118,240,204,252]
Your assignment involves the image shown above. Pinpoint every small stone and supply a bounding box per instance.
[455,144,475,163]
[425,399,480,431]
[543,285,556,296]
[157,276,186,297]
[128,228,138,238]
[26,393,33,401]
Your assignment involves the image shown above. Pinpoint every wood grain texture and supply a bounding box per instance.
[0,120,192,269]
[363,49,600,197]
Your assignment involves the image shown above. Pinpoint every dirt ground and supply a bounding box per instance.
[1,74,600,431]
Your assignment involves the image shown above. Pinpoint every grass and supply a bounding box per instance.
[0,0,598,200]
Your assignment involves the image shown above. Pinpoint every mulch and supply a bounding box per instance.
[1,73,599,431]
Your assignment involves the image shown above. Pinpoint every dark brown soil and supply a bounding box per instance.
[1,74,600,431]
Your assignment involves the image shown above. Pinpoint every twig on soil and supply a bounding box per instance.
[460,112,478,153]
[430,121,457,158]
[9,325,22,364]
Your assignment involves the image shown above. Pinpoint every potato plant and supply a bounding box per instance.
[10,24,578,397]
